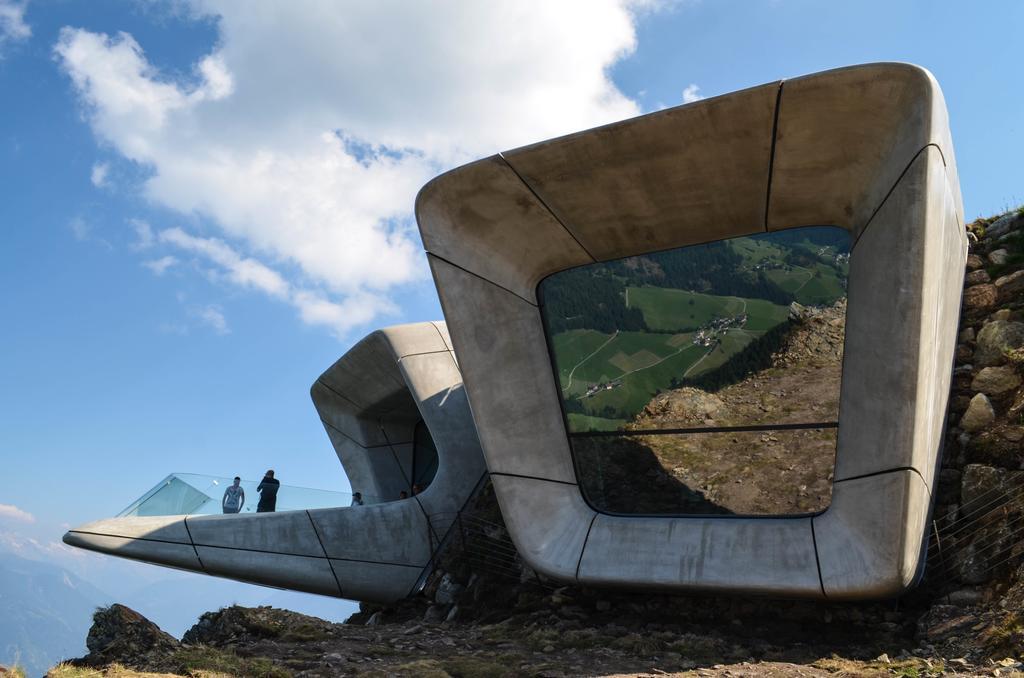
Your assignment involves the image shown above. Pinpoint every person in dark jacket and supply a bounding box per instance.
[256,470,280,513]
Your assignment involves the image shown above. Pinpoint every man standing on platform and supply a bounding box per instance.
[256,470,280,513]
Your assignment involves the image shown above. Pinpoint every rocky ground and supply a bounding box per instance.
[21,207,1024,678]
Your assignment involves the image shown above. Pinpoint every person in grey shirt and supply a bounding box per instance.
[222,476,245,514]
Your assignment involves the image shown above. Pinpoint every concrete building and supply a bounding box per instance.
[415,62,965,599]
[67,63,965,602]
[64,322,486,603]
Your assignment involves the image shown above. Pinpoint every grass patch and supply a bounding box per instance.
[278,623,328,642]
[170,646,290,678]
[46,663,186,678]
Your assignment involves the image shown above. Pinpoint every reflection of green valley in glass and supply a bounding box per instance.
[539,226,850,434]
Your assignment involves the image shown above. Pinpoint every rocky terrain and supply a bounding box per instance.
[608,299,846,515]
[14,207,1024,678]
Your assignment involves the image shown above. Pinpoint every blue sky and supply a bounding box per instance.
[1,0,1022,626]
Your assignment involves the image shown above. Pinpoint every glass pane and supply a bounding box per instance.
[541,226,849,434]
[539,226,849,516]
[572,427,836,515]
[118,473,385,517]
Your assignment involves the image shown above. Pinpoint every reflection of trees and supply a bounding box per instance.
[682,321,792,392]
[572,436,734,515]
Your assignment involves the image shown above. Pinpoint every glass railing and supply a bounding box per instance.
[117,473,387,517]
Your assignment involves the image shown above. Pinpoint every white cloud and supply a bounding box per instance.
[159,225,369,337]
[0,1,30,55]
[682,83,704,103]
[0,503,35,523]
[55,1,659,335]
[68,216,90,240]
[160,227,289,298]
[193,304,229,335]
[143,254,178,275]
[90,161,110,187]
[130,218,155,249]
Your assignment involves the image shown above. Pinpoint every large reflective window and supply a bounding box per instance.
[538,226,850,516]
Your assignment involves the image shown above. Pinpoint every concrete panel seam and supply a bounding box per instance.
[428,321,452,354]
[306,509,345,598]
[489,471,578,487]
[851,143,942,252]
[320,417,412,449]
[328,557,426,568]
[574,512,598,582]
[496,152,599,264]
[809,516,827,599]
[396,349,453,360]
[314,378,365,412]
[427,252,538,307]
[181,516,206,573]
[762,81,784,232]
[66,530,190,548]
[833,465,932,497]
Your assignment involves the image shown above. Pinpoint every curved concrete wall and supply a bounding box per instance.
[64,322,487,603]
[415,63,966,599]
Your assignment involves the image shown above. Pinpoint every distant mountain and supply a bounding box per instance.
[0,551,111,677]
[0,530,357,673]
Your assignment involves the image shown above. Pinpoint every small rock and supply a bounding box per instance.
[876,653,891,664]
[1002,427,1024,442]
[365,612,382,626]
[960,327,976,343]
[975,321,1024,366]
[990,249,1010,265]
[957,344,973,362]
[543,645,555,653]
[971,366,1022,396]
[992,308,1013,322]
[445,605,460,622]
[967,254,985,270]
[966,269,991,285]
[995,270,1024,302]
[595,600,611,612]
[964,284,998,311]
[960,393,995,432]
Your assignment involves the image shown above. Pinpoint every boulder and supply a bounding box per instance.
[989,249,1010,266]
[435,572,465,605]
[971,366,1022,396]
[967,254,985,270]
[960,393,995,432]
[83,604,179,669]
[963,284,998,311]
[961,464,1004,505]
[995,270,1024,302]
[975,321,1024,366]
[966,269,991,285]
[988,212,1024,239]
